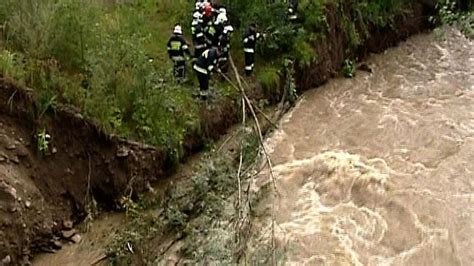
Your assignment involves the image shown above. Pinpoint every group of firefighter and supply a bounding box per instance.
[167,0,299,97]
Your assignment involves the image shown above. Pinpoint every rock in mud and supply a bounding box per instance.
[1,255,11,264]
[25,200,31,208]
[52,240,63,250]
[116,147,129,158]
[61,229,76,239]
[63,220,73,230]
[6,144,16,150]
[10,156,19,164]
[71,234,82,244]
[15,146,29,157]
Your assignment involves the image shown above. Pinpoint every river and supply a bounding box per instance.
[254,28,473,265]
[33,29,473,265]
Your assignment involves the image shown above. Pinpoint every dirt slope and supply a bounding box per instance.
[0,78,170,263]
[0,1,437,263]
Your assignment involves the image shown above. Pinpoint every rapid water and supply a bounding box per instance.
[255,29,473,265]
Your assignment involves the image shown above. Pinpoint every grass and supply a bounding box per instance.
[106,128,262,264]
[0,0,415,162]
[0,0,443,263]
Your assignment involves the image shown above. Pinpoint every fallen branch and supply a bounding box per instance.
[218,56,279,265]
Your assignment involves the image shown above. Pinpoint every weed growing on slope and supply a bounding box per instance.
[107,128,261,264]
[431,0,474,39]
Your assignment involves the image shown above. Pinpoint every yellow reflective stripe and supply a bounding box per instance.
[170,41,181,50]
[244,48,254,53]
[172,56,185,61]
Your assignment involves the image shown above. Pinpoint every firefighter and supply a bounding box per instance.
[218,25,233,73]
[205,12,227,48]
[193,47,220,96]
[191,7,207,58]
[167,24,191,80]
[288,0,299,21]
[243,23,262,76]
[202,2,215,28]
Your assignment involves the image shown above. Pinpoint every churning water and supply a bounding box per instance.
[254,29,473,265]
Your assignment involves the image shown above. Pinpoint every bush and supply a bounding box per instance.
[257,66,281,101]
[0,49,24,79]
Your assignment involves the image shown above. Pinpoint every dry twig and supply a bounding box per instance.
[219,56,279,265]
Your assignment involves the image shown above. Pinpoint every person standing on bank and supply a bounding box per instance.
[288,0,299,21]
[193,47,220,98]
[218,25,233,73]
[191,4,207,58]
[167,24,191,81]
[243,23,262,76]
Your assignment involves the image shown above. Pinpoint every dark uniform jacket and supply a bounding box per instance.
[191,22,206,49]
[219,33,231,58]
[243,28,261,53]
[193,48,219,75]
[167,34,190,61]
[205,23,224,47]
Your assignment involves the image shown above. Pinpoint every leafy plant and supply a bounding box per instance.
[283,58,298,105]
[37,129,50,153]
[430,0,474,39]
[342,58,356,78]
[38,90,57,118]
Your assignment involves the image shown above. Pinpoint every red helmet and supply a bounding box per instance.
[203,3,213,17]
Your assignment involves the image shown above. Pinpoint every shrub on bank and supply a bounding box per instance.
[0,0,415,160]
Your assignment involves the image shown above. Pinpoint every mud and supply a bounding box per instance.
[0,1,439,264]
[297,2,433,90]
[0,78,170,263]
[254,29,473,265]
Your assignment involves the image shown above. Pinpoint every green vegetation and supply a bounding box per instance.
[342,58,356,78]
[0,0,451,263]
[36,129,51,153]
[107,128,263,264]
[431,0,474,39]
[0,0,416,162]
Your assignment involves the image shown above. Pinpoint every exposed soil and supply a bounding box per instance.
[0,1,438,264]
[0,78,169,263]
[297,2,434,89]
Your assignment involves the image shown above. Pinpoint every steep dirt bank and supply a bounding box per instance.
[297,2,433,89]
[0,77,170,263]
[0,76,239,263]
[0,1,437,264]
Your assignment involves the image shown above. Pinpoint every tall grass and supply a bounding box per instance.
[0,0,413,159]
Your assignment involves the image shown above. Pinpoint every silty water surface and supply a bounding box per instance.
[254,29,473,265]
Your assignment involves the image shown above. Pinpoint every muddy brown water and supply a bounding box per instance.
[253,29,473,265]
[260,30,474,265]
[33,29,472,265]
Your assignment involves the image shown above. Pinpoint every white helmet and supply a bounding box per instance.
[193,10,202,19]
[173,25,182,35]
[223,25,234,34]
[216,13,228,25]
[219,8,227,14]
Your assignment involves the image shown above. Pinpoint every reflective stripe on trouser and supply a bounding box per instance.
[173,60,185,79]
[244,52,255,75]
